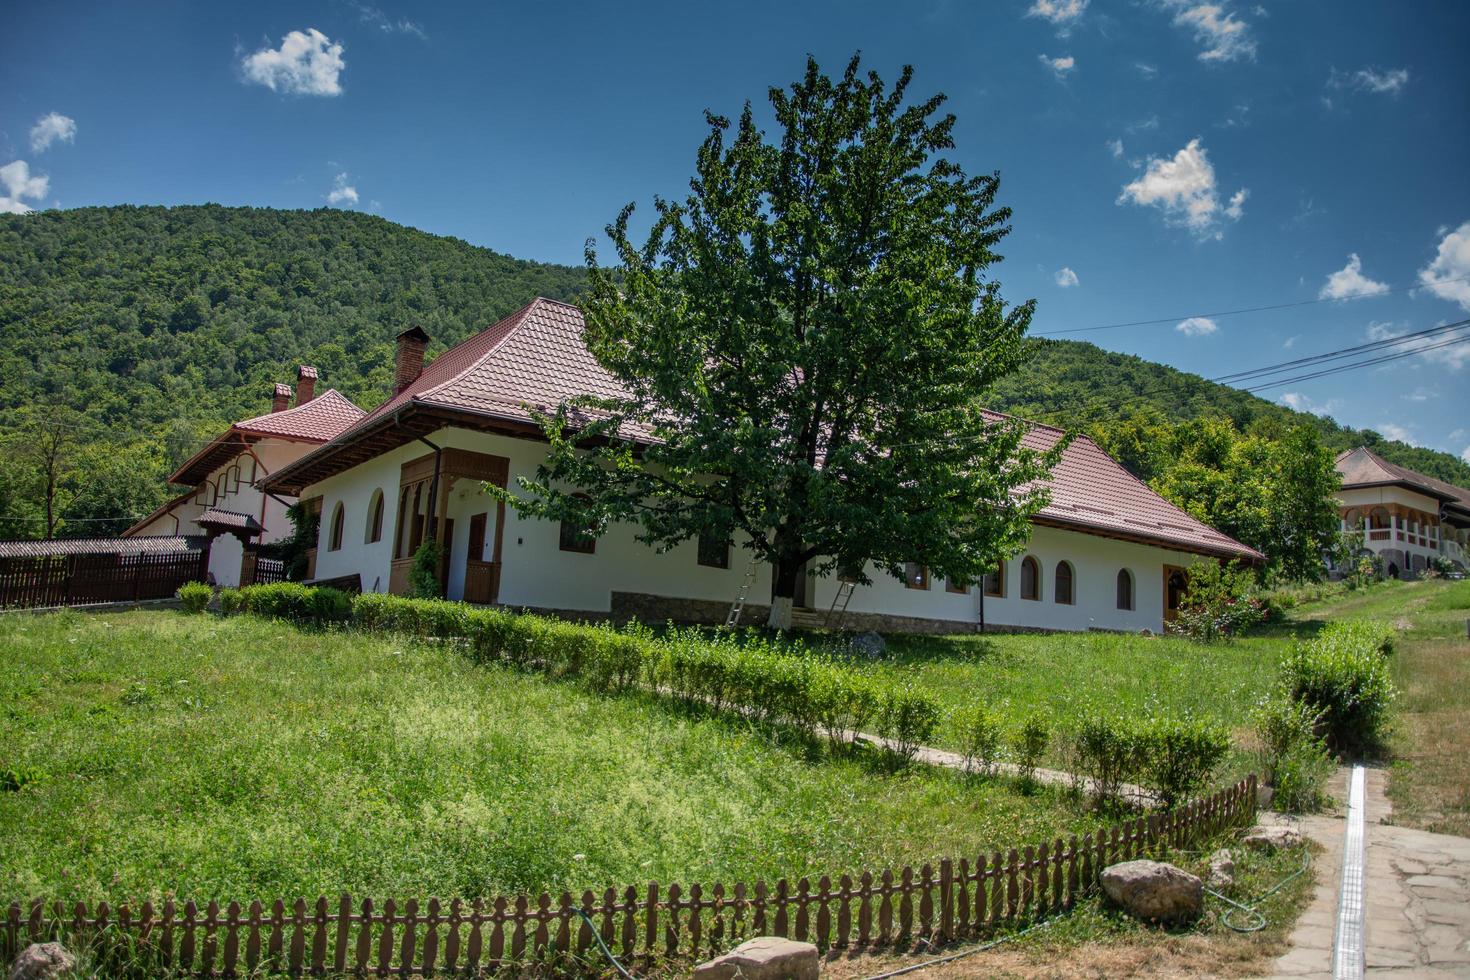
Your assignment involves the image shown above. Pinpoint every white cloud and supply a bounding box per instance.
[1329,66,1409,96]
[326,173,359,206]
[0,160,49,214]
[1404,386,1435,403]
[29,113,76,153]
[351,2,427,38]
[1418,220,1470,312]
[1462,445,1470,464]
[1367,320,1470,371]
[1135,62,1159,79]
[1165,2,1256,62]
[1054,267,1079,288]
[1117,138,1245,239]
[1280,392,1340,415]
[241,28,345,96]
[1319,253,1389,301]
[1283,335,1298,349]
[1176,316,1218,337]
[1375,422,1420,446]
[1127,115,1160,133]
[1026,0,1088,29]
[1039,54,1075,78]
[1107,138,1124,159]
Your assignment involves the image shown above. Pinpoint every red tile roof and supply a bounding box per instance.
[268,298,1261,560]
[0,536,207,558]
[171,389,366,486]
[195,508,265,536]
[1336,447,1470,513]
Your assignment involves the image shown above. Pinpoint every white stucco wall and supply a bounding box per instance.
[301,425,1229,632]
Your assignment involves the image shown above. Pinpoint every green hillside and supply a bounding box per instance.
[1,204,1464,538]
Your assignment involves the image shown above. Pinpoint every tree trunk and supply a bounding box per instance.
[766,556,803,630]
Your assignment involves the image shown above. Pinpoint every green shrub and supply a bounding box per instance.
[177,582,213,614]
[235,583,351,624]
[877,683,942,765]
[952,701,1005,777]
[1068,714,1138,803]
[1132,714,1229,807]
[1010,715,1050,784]
[1319,619,1394,658]
[217,588,243,615]
[407,541,443,599]
[1168,560,1266,643]
[1254,695,1334,813]
[1281,630,1396,755]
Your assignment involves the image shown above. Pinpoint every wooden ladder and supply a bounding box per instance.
[724,558,760,628]
[825,579,856,630]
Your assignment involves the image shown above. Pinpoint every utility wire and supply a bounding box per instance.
[1242,335,1470,392]
[1211,319,1470,384]
[1034,274,1470,337]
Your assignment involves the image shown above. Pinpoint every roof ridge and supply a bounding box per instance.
[237,387,365,429]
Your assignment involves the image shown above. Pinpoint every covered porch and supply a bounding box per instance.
[388,447,509,602]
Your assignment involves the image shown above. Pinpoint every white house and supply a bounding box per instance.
[262,298,1262,633]
[1334,447,1470,577]
[125,366,365,586]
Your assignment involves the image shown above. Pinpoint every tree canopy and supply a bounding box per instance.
[500,55,1061,626]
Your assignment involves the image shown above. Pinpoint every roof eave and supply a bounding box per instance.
[1030,514,1265,564]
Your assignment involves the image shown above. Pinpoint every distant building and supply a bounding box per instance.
[124,366,365,586]
[261,298,1261,633]
[1334,447,1470,577]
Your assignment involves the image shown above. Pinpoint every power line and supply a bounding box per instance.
[1033,274,1470,337]
[1242,334,1470,392]
[1211,319,1470,383]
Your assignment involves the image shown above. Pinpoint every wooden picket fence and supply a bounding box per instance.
[0,551,208,610]
[3,777,1255,976]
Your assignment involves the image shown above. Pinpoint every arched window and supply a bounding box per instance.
[983,560,1006,598]
[1368,507,1391,530]
[365,489,385,544]
[1054,561,1075,605]
[328,501,345,551]
[1020,556,1041,601]
[1116,568,1134,610]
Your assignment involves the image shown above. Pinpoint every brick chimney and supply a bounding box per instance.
[271,383,292,413]
[296,365,318,406]
[394,326,430,394]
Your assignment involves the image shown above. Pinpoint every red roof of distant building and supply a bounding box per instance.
[170,388,366,486]
[266,298,1261,560]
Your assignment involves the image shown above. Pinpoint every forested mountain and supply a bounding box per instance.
[1,204,1465,539]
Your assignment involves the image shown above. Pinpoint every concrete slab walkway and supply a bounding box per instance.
[1268,768,1470,979]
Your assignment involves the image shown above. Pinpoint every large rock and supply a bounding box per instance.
[692,937,820,980]
[9,943,75,980]
[1100,860,1203,923]
[850,631,886,660]
[1242,826,1303,851]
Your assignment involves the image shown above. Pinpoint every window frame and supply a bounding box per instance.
[1020,555,1041,601]
[696,532,731,569]
[558,494,597,555]
[365,488,385,544]
[983,560,1007,598]
[903,562,930,590]
[1116,568,1135,611]
[1054,560,1075,606]
[945,577,969,595]
[327,501,345,552]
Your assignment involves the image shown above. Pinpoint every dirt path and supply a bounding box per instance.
[1268,767,1470,978]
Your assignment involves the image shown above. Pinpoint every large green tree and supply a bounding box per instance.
[501,55,1060,627]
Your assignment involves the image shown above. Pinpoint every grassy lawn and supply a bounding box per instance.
[1,609,1118,906]
[852,627,1300,780]
[1295,577,1470,836]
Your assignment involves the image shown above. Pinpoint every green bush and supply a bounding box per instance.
[878,683,942,764]
[953,701,1005,777]
[1010,715,1050,783]
[235,583,352,624]
[217,588,243,615]
[177,582,212,614]
[1068,714,1139,803]
[1131,714,1230,807]
[1168,560,1266,643]
[1319,619,1394,658]
[1281,629,1396,755]
[407,540,443,599]
[1254,695,1333,813]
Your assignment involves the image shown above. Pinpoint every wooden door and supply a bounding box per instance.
[1163,565,1188,622]
[464,512,499,604]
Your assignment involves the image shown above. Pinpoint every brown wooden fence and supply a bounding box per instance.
[3,777,1255,975]
[0,550,209,610]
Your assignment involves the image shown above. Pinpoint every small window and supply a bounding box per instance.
[1020,556,1040,601]
[904,562,929,590]
[697,532,730,569]
[983,561,1006,598]
[365,489,385,544]
[946,577,968,595]
[558,496,596,554]
[328,501,345,552]
[1116,568,1134,610]
[1055,561,1074,605]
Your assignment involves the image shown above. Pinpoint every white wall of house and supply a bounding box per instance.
[1337,485,1445,572]
[302,425,1225,632]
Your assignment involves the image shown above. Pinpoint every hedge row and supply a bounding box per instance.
[223,588,941,763]
[1279,618,1396,755]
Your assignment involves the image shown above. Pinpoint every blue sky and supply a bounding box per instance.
[4,0,1468,460]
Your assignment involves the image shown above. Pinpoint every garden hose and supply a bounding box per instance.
[1204,837,1314,933]
[573,906,640,980]
[859,917,1056,980]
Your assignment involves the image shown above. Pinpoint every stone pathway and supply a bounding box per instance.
[1269,767,1470,978]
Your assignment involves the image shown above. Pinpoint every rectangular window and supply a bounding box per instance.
[559,518,596,554]
[697,532,730,569]
[904,562,929,590]
[983,561,1006,598]
[946,578,968,594]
